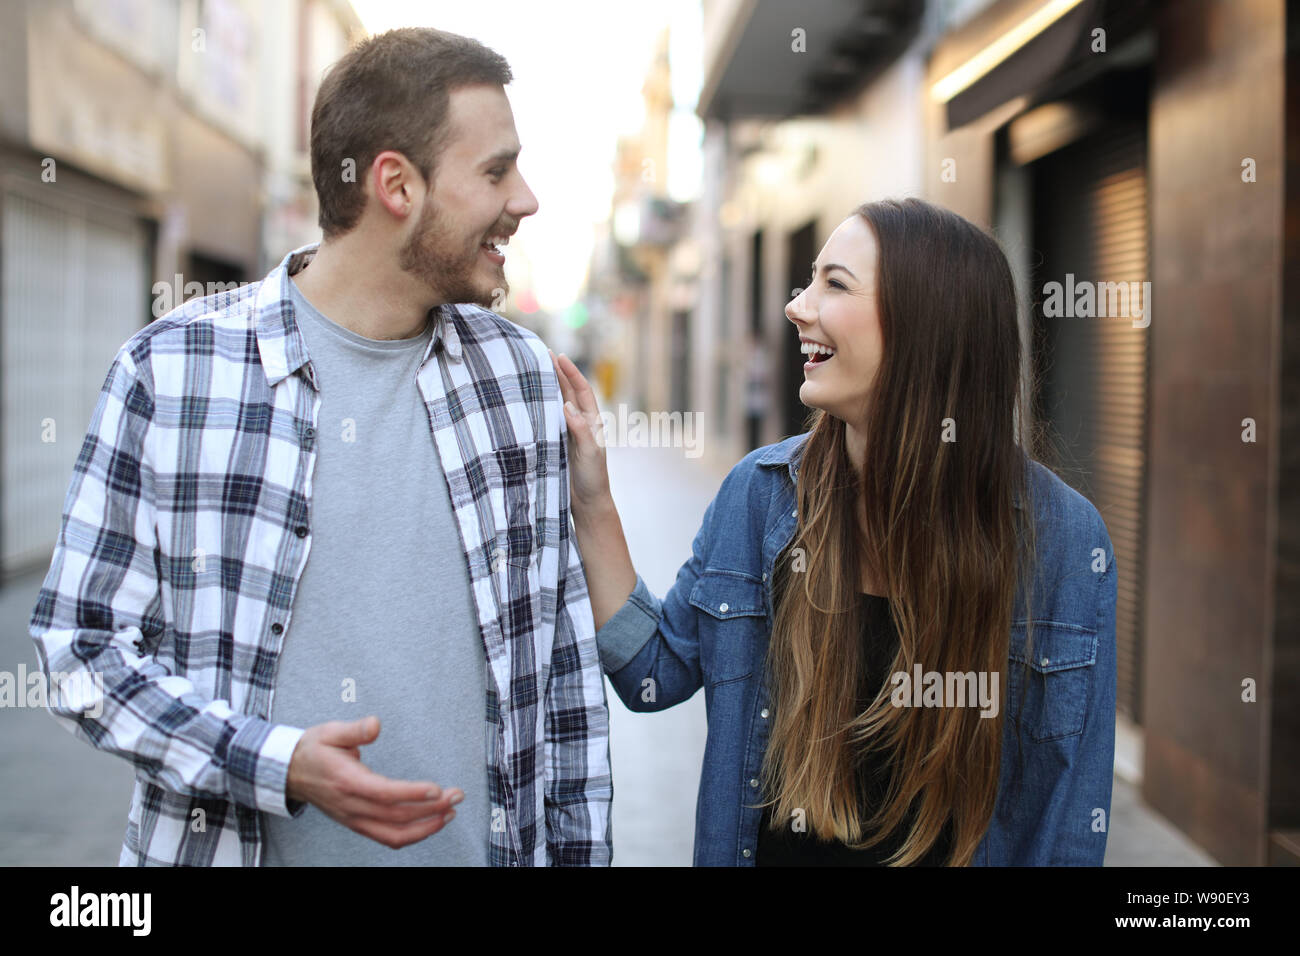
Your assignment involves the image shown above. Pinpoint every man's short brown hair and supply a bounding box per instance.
[310,27,512,238]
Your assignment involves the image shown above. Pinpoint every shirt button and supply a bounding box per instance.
[271,623,283,635]
[749,778,759,788]
[791,510,797,517]
[742,848,751,858]
[303,427,316,440]
[295,526,308,538]
[762,572,767,581]
[761,708,769,719]
[719,602,729,613]
[1041,657,1050,666]
[539,462,547,474]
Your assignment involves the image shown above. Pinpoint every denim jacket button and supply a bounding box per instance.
[742,848,751,858]
[760,708,770,719]
[719,602,729,613]
[749,778,759,788]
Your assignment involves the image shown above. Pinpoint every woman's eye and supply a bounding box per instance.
[828,279,846,290]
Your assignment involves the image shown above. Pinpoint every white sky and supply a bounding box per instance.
[349,0,703,311]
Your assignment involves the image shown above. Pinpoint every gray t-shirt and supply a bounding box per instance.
[262,276,489,866]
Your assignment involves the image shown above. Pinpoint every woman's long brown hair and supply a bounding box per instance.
[760,197,1040,865]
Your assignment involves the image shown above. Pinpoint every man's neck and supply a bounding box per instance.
[291,235,439,341]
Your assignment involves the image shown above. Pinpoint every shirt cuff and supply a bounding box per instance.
[231,720,308,818]
[594,572,660,674]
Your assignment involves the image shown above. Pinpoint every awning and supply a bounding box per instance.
[698,0,923,121]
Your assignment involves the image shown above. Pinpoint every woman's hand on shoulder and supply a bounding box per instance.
[548,349,637,631]
[549,349,612,513]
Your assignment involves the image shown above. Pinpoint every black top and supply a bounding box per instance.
[756,592,955,866]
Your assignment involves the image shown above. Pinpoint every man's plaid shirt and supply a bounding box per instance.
[28,243,613,866]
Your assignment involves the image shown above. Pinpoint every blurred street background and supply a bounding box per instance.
[1,0,1296,866]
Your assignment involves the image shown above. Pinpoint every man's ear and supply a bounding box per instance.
[370,150,419,220]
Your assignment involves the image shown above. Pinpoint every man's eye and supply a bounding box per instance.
[489,168,506,180]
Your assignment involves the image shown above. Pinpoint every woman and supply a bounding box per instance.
[551,197,1117,866]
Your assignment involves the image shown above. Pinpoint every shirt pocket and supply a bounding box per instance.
[487,442,538,571]
[1006,620,1098,742]
[688,569,766,685]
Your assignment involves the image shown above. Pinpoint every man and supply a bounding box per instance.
[27,27,612,867]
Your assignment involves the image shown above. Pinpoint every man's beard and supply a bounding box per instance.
[398,197,507,309]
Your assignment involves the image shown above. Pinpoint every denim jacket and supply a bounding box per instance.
[595,432,1117,866]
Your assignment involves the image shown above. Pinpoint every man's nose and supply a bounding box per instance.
[513,177,540,218]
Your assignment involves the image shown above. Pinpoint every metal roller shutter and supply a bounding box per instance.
[1,182,148,573]
[1031,120,1149,723]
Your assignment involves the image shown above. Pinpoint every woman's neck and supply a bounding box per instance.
[844,421,867,479]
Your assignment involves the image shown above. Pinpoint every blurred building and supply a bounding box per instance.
[592,28,699,415]
[678,0,1296,866]
[0,0,362,576]
[696,0,930,468]
[260,0,365,269]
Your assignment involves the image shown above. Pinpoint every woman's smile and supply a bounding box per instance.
[800,336,837,371]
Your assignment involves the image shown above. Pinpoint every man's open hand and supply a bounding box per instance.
[286,715,462,849]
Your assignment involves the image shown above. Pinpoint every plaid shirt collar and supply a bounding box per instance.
[255,243,465,389]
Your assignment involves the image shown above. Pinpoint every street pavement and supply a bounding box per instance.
[0,565,135,865]
[0,436,1215,866]
[601,442,720,866]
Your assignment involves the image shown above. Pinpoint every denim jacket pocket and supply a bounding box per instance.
[688,569,765,685]
[1006,621,1098,742]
